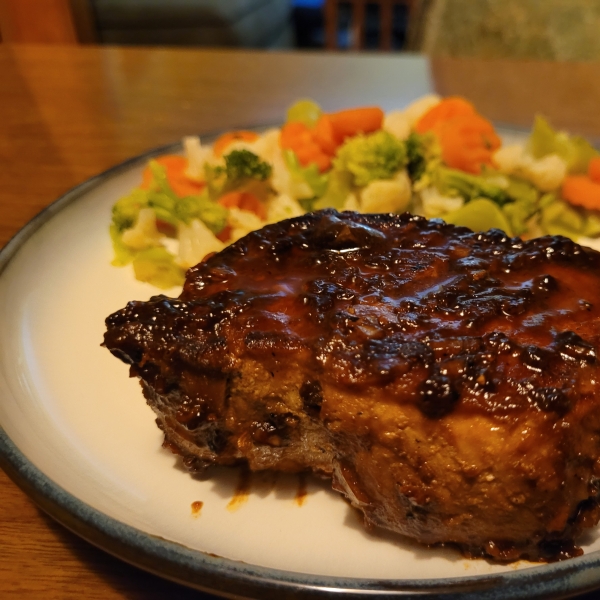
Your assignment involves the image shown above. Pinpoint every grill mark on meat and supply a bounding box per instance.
[104,209,600,561]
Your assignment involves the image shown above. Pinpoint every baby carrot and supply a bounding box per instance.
[312,114,339,155]
[327,107,384,142]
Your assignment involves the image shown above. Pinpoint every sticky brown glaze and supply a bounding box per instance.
[104,210,600,561]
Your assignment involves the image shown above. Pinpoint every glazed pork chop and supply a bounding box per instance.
[104,210,600,561]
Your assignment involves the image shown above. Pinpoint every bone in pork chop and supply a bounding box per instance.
[104,209,600,561]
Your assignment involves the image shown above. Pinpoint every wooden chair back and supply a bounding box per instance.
[324,0,415,51]
[0,0,97,44]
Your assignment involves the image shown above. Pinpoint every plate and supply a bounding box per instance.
[2,140,600,600]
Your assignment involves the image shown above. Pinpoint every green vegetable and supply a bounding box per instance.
[132,247,185,289]
[444,198,514,235]
[313,170,353,210]
[109,223,136,266]
[502,179,539,236]
[405,132,436,182]
[217,149,272,182]
[286,99,322,128]
[283,149,329,198]
[527,115,599,174]
[111,188,150,232]
[434,166,511,205]
[109,160,227,285]
[206,149,273,201]
[333,130,406,187]
[538,196,600,239]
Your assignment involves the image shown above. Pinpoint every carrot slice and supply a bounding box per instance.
[218,191,267,220]
[562,175,600,211]
[280,121,332,172]
[213,130,259,157]
[588,157,600,184]
[280,121,313,149]
[141,155,205,197]
[435,113,501,174]
[414,96,476,134]
[327,107,384,142]
[312,114,339,155]
[216,225,232,242]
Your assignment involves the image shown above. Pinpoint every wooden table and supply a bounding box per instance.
[2,44,600,599]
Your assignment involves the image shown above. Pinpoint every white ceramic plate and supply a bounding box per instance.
[2,141,600,599]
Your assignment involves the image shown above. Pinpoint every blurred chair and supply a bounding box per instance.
[0,0,294,48]
[324,0,416,51]
[0,0,93,43]
[418,0,600,61]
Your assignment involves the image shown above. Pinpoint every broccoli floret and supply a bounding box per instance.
[333,130,406,187]
[405,132,430,181]
[206,149,273,202]
[217,149,272,183]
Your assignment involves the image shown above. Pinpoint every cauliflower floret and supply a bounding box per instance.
[267,193,304,223]
[270,150,313,199]
[183,136,213,181]
[493,144,524,175]
[402,94,442,127]
[383,111,411,141]
[521,153,567,192]
[121,208,162,249]
[360,170,411,213]
[420,187,464,219]
[577,236,600,252]
[228,207,265,242]
[251,128,281,164]
[177,218,224,269]
[225,128,280,165]
[493,145,567,192]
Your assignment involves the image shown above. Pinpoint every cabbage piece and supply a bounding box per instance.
[109,223,136,266]
[132,247,185,289]
[283,149,329,199]
[333,130,407,187]
[434,167,511,205]
[313,170,354,210]
[527,115,599,174]
[539,196,600,239]
[502,179,539,236]
[112,188,150,232]
[444,198,513,235]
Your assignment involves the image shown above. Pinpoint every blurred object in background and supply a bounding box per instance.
[322,0,415,50]
[0,0,295,48]
[419,0,600,61]
[0,0,85,43]
[293,0,325,48]
[91,0,294,48]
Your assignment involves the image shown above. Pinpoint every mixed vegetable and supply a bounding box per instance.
[110,95,600,289]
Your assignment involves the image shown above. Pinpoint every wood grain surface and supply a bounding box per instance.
[2,44,600,599]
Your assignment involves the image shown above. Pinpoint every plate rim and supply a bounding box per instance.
[1,140,600,600]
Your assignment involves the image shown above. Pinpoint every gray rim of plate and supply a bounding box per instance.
[1,140,600,600]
